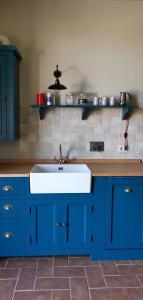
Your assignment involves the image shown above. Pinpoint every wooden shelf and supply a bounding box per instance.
[31,104,137,121]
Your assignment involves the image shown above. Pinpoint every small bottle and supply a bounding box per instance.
[46,92,53,105]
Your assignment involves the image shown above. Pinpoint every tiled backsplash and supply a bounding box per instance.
[0,107,143,159]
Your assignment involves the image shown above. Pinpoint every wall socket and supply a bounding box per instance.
[90,141,104,152]
[117,145,127,152]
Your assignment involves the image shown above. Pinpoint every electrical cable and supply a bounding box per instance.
[124,119,129,150]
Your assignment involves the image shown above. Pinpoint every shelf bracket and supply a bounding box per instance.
[122,106,132,120]
[82,108,89,120]
[35,107,45,120]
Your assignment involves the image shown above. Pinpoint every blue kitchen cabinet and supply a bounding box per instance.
[29,196,94,255]
[106,177,143,249]
[0,46,22,141]
[0,177,29,256]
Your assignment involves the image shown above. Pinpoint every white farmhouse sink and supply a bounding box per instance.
[30,164,91,194]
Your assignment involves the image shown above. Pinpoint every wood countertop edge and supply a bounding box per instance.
[0,159,141,164]
[0,159,143,177]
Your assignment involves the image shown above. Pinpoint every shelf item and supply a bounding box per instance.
[31,104,137,121]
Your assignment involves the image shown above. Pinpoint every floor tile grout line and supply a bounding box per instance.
[84,266,91,300]
[103,274,143,277]
[114,262,120,274]
[4,258,8,269]
[69,277,71,300]
[0,277,20,280]
[124,287,132,300]
[32,259,39,291]
[11,267,21,300]
[89,286,142,290]
[35,276,85,279]
[52,256,54,277]
[136,274,143,287]
[15,288,70,292]
[98,261,107,287]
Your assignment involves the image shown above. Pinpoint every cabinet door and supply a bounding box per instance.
[0,55,6,139]
[63,198,93,249]
[30,200,62,252]
[106,178,143,249]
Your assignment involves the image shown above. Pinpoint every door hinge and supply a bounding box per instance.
[91,234,94,242]
[30,236,32,244]
[29,206,32,214]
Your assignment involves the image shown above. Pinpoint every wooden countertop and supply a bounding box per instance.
[0,159,143,177]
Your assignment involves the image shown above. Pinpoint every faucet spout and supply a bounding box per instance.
[54,144,69,164]
[59,144,62,161]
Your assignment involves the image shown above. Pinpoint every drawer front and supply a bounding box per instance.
[0,219,28,256]
[0,199,27,217]
[0,178,26,197]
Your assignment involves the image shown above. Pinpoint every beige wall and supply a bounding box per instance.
[0,0,143,159]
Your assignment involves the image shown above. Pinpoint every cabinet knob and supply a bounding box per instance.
[56,223,62,227]
[61,223,67,227]
[2,185,13,191]
[3,204,13,211]
[124,187,133,193]
[3,232,14,238]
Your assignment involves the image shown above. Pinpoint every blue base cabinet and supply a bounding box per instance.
[106,177,143,249]
[0,176,143,259]
[29,196,94,255]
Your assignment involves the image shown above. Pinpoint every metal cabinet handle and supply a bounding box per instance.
[3,232,14,238]
[3,204,13,211]
[56,223,67,227]
[2,185,13,192]
[124,187,133,193]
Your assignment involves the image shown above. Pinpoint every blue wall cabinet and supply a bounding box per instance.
[29,196,94,255]
[0,46,22,141]
[106,178,143,249]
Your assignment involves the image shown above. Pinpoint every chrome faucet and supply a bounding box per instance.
[54,144,69,164]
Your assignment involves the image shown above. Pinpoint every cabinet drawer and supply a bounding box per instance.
[0,219,28,256]
[0,199,26,217]
[0,178,26,196]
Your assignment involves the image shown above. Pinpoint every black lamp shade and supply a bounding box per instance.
[48,65,67,90]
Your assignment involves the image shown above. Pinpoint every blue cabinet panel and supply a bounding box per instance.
[106,178,143,249]
[0,55,6,139]
[63,198,93,249]
[30,200,61,251]
[0,199,27,218]
[0,46,22,141]
[0,177,27,197]
[0,218,28,256]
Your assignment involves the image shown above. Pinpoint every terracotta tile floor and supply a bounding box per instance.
[0,256,143,299]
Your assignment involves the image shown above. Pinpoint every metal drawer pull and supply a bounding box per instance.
[2,185,13,191]
[124,187,133,193]
[3,204,13,211]
[3,232,14,238]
